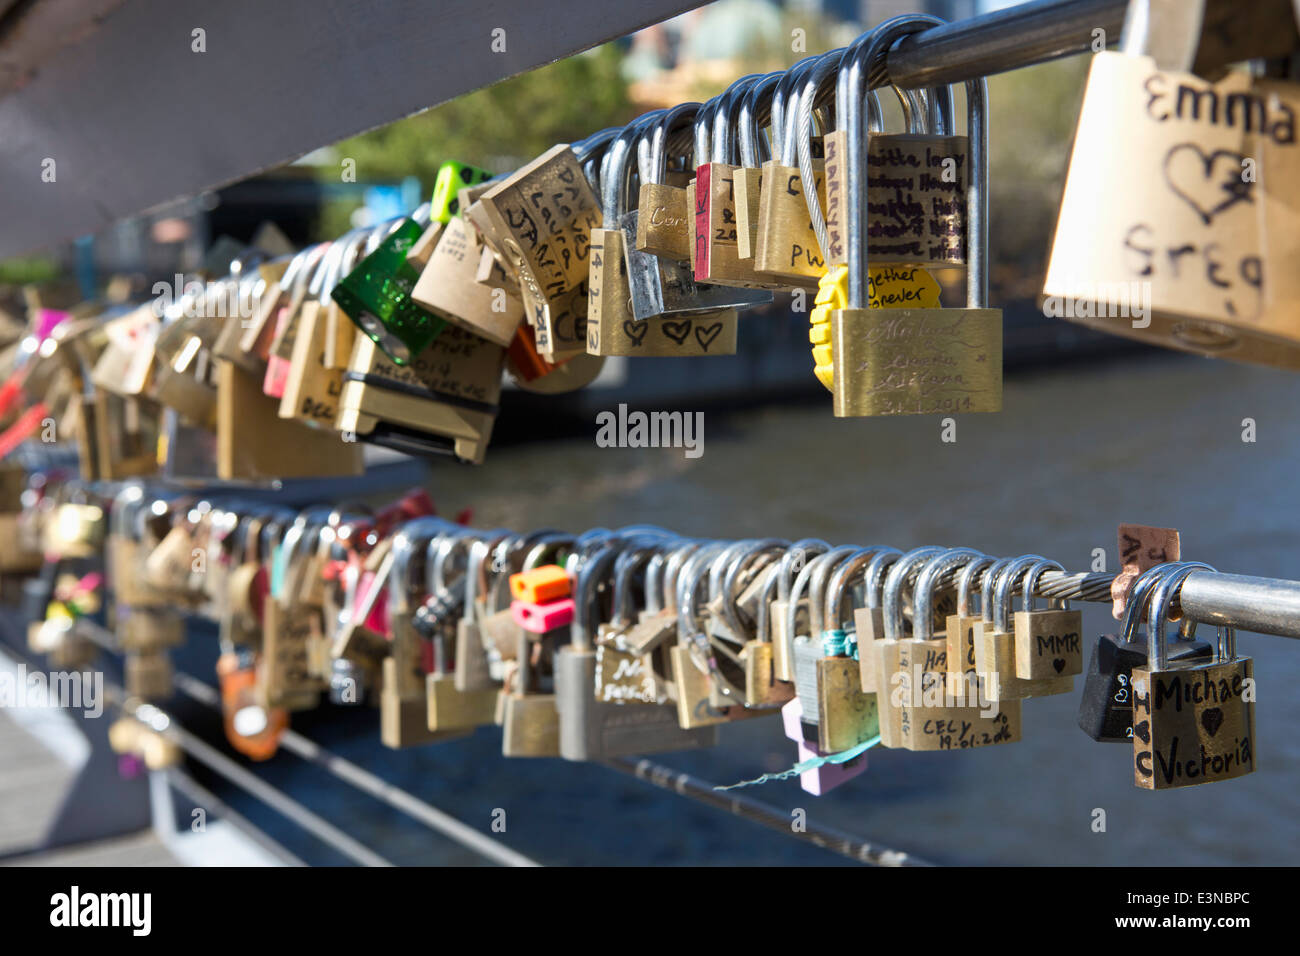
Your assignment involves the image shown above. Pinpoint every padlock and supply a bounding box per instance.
[151,311,221,429]
[454,532,511,692]
[593,545,663,706]
[693,76,784,291]
[780,695,868,796]
[332,210,450,365]
[814,547,882,754]
[467,136,607,362]
[944,554,995,698]
[697,540,767,709]
[853,547,902,694]
[671,544,766,729]
[421,529,501,732]
[788,546,861,744]
[1132,562,1256,789]
[499,629,561,757]
[870,546,943,747]
[733,69,786,261]
[125,649,173,700]
[1013,560,1084,680]
[44,500,105,560]
[511,597,575,633]
[1044,0,1300,368]
[116,605,184,652]
[975,556,1074,702]
[430,160,493,224]
[753,50,844,286]
[265,245,333,399]
[335,321,505,465]
[829,17,1000,416]
[505,322,605,393]
[588,116,740,357]
[896,548,1022,752]
[510,564,571,604]
[257,517,327,712]
[770,538,830,682]
[1078,562,1214,743]
[412,214,526,347]
[216,356,360,480]
[556,542,719,760]
[624,104,765,322]
[621,544,696,704]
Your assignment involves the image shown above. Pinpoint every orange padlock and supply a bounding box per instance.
[217,651,288,761]
[509,564,571,604]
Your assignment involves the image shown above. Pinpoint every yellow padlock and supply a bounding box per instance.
[810,265,942,391]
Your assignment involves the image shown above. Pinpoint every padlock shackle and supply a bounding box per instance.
[675,541,729,655]
[783,48,845,167]
[753,561,783,644]
[601,112,663,228]
[1120,563,1183,646]
[659,540,704,615]
[738,73,783,168]
[1148,561,1221,669]
[571,544,618,651]
[771,54,821,162]
[1120,0,1206,71]
[823,546,882,635]
[840,13,989,311]
[882,546,944,642]
[610,544,660,630]
[978,555,1017,624]
[913,548,984,643]
[777,538,831,600]
[1021,558,1065,613]
[787,545,858,645]
[863,547,902,610]
[647,102,701,187]
[992,554,1044,634]
[721,538,786,639]
[388,517,455,612]
[712,73,765,167]
[956,554,996,618]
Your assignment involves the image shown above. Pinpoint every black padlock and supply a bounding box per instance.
[1077,563,1213,742]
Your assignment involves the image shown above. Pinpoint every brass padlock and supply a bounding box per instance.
[466,138,606,361]
[733,69,785,261]
[829,19,999,417]
[753,52,842,286]
[890,548,1022,752]
[336,324,504,465]
[500,630,561,757]
[1013,560,1084,680]
[693,79,783,292]
[1044,1,1300,368]
[412,216,526,347]
[589,115,741,357]
[944,554,995,698]
[125,649,173,700]
[1132,562,1256,789]
[975,556,1075,702]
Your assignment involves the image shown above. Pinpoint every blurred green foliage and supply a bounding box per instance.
[315,44,633,239]
[986,57,1089,296]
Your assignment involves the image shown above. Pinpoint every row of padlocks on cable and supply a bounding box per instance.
[8,476,1259,795]
[6,3,1297,476]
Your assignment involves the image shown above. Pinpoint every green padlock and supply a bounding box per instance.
[332,217,446,365]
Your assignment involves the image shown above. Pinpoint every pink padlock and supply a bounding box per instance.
[510,597,575,634]
[261,307,292,399]
[354,570,391,637]
[780,698,867,796]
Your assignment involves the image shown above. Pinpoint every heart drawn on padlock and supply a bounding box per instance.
[1132,719,1150,744]
[621,320,648,347]
[1161,144,1254,226]
[694,323,723,351]
[1052,658,1066,673]
[1200,706,1224,737]
[662,320,691,346]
